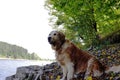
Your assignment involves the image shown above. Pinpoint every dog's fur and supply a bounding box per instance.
[48,31,120,80]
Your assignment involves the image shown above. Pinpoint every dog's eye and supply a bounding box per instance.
[54,33,56,36]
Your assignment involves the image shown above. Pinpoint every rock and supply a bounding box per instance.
[6,75,15,80]
[6,65,43,80]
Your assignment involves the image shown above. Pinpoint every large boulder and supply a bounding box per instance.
[6,65,43,80]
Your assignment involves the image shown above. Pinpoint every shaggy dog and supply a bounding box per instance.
[48,31,120,80]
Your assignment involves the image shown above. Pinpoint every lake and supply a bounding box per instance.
[0,59,52,80]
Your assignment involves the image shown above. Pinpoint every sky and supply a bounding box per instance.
[0,0,55,59]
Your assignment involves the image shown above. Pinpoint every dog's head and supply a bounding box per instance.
[48,31,65,50]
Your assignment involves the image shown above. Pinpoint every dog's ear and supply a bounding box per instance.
[59,31,65,41]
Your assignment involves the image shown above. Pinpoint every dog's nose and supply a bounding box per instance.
[48,37,51,42]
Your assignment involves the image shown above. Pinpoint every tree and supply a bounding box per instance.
[0,41,41,60]
[45,0,120,48]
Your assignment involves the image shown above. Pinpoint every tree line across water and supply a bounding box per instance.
[0,41,41,60]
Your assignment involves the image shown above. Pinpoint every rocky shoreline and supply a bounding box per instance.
[6,62,62,80]
[6,44,120,80]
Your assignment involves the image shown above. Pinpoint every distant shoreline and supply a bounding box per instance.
[0,57,55,61]
[0,58,28,60]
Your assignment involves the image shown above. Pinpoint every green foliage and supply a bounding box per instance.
[45,0,120,48]
[0,41,41,60]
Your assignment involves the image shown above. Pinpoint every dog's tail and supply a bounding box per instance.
[105,65,120,73]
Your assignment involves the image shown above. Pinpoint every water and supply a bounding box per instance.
[0,59,52,80]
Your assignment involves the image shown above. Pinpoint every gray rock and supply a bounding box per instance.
[6,75,14,80]
[6,65,43,80]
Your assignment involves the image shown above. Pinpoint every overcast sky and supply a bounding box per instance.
[0,0,55,59]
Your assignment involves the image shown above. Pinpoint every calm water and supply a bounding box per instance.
[0,59,52,80]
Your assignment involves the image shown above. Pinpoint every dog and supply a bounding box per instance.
[48,31,120,80]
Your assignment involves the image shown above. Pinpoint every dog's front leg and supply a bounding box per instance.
[61,65,67,80]
[66,63,74,80]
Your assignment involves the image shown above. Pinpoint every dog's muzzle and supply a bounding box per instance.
[48,37,56,46]
[48,37,53,44]
[48,37,51,43]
